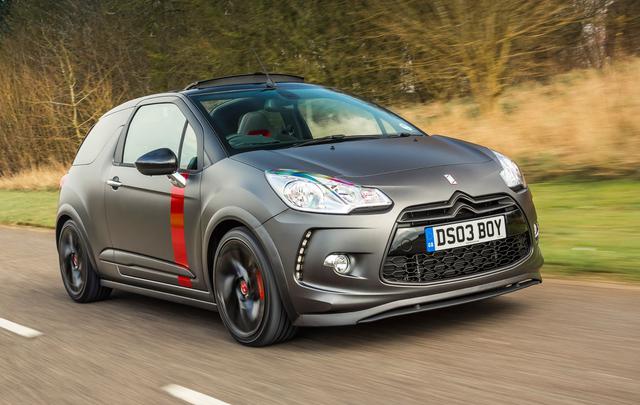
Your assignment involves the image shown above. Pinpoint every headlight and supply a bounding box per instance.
[491,150,526,189]
[265,169,393,214]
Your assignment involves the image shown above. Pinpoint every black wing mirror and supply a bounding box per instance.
[135,148,186,188]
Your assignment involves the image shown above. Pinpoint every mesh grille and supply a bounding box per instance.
[382,233,531,284]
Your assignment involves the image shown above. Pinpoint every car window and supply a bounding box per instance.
[190,87,423,153]
[298,98,381,137]
[122,103,186,164]
[73,109,132,166]
[179,124,198,170]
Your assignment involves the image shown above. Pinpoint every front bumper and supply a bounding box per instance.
[260,165,543,326]
[297,274,541,326]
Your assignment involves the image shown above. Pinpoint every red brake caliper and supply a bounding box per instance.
[255,270,265,301]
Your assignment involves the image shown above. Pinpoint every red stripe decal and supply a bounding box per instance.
[177,275,193,288]
[170,173,191,287]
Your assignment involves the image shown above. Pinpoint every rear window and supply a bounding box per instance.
[73,109,132,166]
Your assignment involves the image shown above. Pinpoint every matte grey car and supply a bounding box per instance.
[57,74,543,346]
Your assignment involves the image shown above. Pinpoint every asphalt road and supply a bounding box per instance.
[1,226,638,405]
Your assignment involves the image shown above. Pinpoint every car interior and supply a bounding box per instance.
[209,97,309,148]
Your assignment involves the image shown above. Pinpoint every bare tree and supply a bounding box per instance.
[370,0,580,110]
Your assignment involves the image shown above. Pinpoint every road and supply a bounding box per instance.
[0,226,638,405]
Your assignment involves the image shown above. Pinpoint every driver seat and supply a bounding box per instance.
[238,111,274,138]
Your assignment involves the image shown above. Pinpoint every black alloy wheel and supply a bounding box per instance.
[58,220,111,302]
[213,227,296,346]
[216,238,266,337]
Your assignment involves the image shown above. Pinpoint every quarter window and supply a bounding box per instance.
[73,109,131,166]
[180,124,198,170]
[123,104,186,164]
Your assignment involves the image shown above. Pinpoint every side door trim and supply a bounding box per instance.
[99,249,196,278]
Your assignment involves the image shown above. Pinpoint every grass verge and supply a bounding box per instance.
[531,181,639,282]
[0,190,58,228]
[398,58,640,181]
[0,181,638,281]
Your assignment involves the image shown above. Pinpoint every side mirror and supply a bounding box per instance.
[135,148,178,175]
[135,148,186,188]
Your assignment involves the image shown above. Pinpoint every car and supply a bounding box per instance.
[56,73,543,346]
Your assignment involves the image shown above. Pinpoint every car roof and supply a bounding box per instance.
[101,73,316,118]
[183,73,304,91]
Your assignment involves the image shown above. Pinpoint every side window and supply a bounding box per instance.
[179,124,198,170]
[73,109,132,166]
[122,104,186,164]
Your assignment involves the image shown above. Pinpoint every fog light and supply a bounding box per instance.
[324,254,351,275]
[534,223,540,240]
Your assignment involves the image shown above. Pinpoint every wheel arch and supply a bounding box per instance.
[55,214,72,248]
[56,204,84,248]
[55,204,101,272]
[202,207,296,320]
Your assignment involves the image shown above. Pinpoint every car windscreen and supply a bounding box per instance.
[188,86,423,153]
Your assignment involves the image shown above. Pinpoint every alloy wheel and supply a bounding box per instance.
[215,239,267,338]
[59,226,87,296]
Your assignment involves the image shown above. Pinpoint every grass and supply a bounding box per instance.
[397,58,640,181]
[0,190,58,228]
[531,181,640,281]
[0,181,638,281]
[0,165,67,191]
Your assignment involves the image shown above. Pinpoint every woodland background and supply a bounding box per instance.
[0,0,639,180]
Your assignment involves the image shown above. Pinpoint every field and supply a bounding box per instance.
[1,181,637,281]
[531,181,639,281]
[398,59,640,181]
[0,190,58,228]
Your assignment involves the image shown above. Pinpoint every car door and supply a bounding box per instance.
[105,98,206,291]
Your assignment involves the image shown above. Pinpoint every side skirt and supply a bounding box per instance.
[101,280,217,311]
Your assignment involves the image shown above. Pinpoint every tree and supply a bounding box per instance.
[369,0,581,109]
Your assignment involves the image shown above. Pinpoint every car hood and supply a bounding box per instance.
[231,135,493,179]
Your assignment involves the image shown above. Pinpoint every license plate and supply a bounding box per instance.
[425,215,507,252]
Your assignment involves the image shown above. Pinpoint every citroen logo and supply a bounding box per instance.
[444,174,457,185]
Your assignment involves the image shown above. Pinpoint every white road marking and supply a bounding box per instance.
[162,385,230,405]
[0,318,42,338]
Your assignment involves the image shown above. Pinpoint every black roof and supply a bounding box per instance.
[184,73,304,90]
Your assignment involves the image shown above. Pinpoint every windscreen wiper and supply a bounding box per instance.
[292,134,382,148]
[387,132,427,137]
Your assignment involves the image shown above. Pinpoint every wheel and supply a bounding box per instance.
[213,227,297,346]
[58,220,112,303]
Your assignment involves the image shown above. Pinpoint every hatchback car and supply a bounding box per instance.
[57,73,542,346]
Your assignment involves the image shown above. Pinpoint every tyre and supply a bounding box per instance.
[213,227,297,346]
[58,220,112,303]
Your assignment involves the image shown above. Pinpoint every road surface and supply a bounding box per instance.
[0,226,638,404]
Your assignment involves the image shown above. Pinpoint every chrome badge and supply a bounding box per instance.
[444,174,457,185]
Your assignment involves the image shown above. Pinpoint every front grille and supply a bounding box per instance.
[399,192,518,227]
[382,233,531,284]
[382,193,532,284]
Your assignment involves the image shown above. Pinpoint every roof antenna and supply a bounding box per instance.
[251,48,276,89]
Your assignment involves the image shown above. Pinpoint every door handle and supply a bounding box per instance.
[107,177,122,189]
